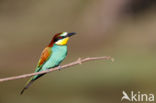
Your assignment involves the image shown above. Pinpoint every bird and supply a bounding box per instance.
[20,32,76,95]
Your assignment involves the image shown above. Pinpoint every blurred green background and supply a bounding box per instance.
[0,0,156,103]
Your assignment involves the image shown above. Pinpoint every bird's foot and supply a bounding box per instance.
[58,66,62,71]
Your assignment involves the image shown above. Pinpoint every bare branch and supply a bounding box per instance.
[0,56,114,82]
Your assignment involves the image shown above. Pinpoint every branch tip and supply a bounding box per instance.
[111,58,115,62]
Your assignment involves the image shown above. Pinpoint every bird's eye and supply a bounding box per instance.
[58,37,63,39]
[54,36,66,42]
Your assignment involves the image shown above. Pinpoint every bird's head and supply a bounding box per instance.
[49,32,76,47]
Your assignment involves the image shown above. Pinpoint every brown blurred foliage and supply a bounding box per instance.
[0,0,156,103]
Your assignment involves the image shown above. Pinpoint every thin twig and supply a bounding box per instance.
[0,56,114,82]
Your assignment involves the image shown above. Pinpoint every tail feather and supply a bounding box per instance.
[20,73,46,95]
[20,77,34,95]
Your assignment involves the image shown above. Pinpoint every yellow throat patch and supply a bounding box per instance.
[55,37,69,45]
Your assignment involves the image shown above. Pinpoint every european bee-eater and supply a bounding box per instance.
[20,32,76,94]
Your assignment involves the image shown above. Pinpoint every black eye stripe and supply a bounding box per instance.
[58,37,62,39]
[59,36,67,39]
[54,36,67,42]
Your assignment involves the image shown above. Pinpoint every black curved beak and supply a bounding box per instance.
[67,32,76,37]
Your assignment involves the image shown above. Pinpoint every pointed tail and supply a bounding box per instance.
[20,73,46,95]
[20,77,34,95]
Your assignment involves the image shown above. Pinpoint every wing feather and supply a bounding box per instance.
[36,47,52,71]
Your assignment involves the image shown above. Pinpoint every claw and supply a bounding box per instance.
[58,66,62,71]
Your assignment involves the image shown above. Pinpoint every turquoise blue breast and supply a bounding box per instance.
[41,44,67,71]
